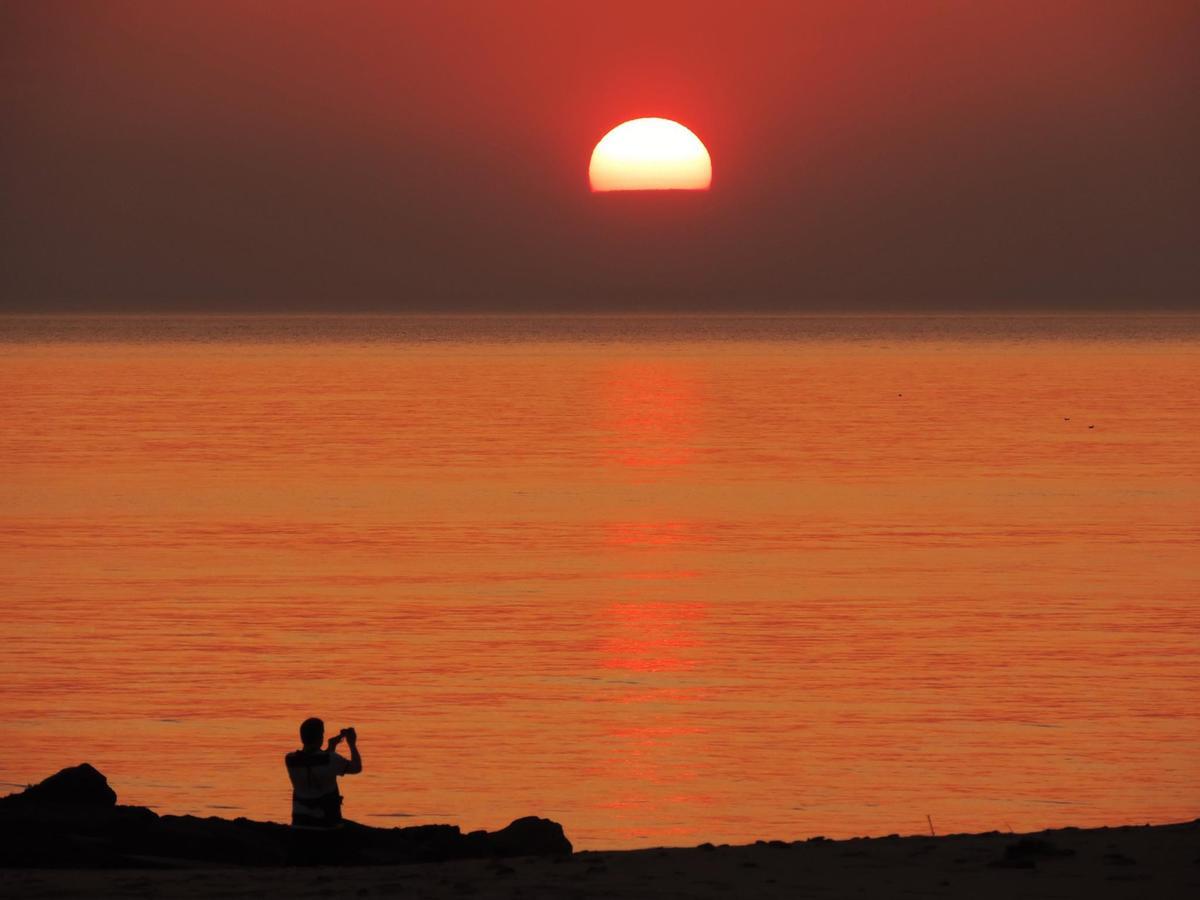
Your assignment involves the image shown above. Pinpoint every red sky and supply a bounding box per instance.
[2,0,1198,311]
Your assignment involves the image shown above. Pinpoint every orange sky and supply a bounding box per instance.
[2,0,1198,311]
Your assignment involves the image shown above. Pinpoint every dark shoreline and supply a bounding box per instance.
[2,765,1196,898]
[3,820,1198,900]
[0,765,570,870]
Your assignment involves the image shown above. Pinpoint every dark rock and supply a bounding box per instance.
[485,816,572,858]
[1003,838,1076,861]
[987,836,1076,870]
[0,763,116,809]
[151,815,290,866]
[0,764,573,869]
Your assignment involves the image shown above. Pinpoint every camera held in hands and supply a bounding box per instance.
[339,727,356,742]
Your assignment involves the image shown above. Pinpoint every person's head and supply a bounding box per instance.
[299,717,324,750]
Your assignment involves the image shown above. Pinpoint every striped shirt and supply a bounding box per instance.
[285,749,351,828]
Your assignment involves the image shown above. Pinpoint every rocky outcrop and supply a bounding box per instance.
[0,765,571,868]
[486,816,575,858]
[0,763,116,809]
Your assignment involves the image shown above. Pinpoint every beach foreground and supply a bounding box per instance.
[3,765,1197,897]
[4,819,1198,899]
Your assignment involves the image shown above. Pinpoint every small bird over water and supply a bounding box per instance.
[1089,425,1095,429]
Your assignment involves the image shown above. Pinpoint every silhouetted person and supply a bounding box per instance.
[285,717,362,863]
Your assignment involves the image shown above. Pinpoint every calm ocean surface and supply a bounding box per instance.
[2,315,1197,849]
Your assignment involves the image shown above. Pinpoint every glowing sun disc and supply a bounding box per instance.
[589,118,712,192]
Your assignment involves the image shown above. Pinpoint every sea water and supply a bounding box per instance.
[2,315,1197,848]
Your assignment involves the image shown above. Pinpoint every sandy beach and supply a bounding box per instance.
[5,819,1197,899]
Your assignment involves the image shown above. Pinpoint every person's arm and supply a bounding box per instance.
[345,731,362,775]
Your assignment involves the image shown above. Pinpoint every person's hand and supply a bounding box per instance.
[343,727,357,745]
[327,733,344,749]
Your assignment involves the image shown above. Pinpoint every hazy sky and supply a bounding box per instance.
[3,0,1198,312]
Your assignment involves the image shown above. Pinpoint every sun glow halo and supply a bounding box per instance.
[589,118,712,192]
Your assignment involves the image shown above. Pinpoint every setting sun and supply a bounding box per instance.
[589,117,712,192]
